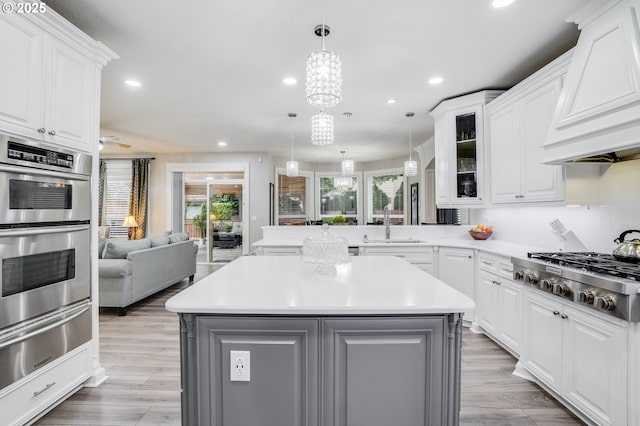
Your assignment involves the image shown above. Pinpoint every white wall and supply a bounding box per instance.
[147,152,273,246]
[470,159,640,253]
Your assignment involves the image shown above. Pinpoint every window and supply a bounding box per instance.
[278,174,307,225]
[318,175,358,223]
[276,169,314,225]
[367,171,405,225]
[103,160,132,239]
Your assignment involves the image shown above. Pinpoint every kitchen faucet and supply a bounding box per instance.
[383,204,391,240]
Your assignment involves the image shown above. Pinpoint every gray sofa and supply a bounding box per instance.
[98,232,198,315]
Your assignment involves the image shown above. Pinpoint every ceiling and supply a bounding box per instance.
[46,0,586,162]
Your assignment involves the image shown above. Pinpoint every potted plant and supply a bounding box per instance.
[331,215,346,225]
[193,204,207,245]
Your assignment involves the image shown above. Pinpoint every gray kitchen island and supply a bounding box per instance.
[166,256,475,426]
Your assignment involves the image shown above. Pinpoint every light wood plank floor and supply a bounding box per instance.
[36,264,584,425]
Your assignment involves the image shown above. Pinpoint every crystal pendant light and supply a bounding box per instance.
[306,24,342,108]
[335,150,352,191]
[404,112,417,177]
[286,113,299,177]
[341,113,355,175]
[311,109,334,145]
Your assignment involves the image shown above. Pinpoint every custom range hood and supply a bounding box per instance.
[543,0,640,164]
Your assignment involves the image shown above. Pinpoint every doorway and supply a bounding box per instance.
[167,163,249,265]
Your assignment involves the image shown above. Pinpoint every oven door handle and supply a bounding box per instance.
[0,304,90,350]
[0,224,90,236]
[0,163,90,181]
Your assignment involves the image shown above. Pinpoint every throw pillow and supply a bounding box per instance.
[168,232,189,243]
[150,235,170,247]
[98,237,107,259]
[103,238,152,259]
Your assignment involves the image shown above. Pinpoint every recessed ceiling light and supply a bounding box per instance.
[206,177,213,181]
[386,99,397,104]
[428,77,444,85]
[124,80,141,87]
[218,141,227,147]
[283,77,297,85]
[492,0,515,8]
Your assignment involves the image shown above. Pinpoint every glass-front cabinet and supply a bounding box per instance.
[430,90,503,207]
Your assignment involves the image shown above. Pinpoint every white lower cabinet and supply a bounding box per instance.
[359,246,434,274]
[521,290,628,426]
[436,247,474,322]
[0,346,90,426]
[475,253,521,355]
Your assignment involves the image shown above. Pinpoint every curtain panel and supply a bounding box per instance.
[98,159,106,225]
[129,159,151,239]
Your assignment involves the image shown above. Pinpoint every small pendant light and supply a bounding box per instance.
[341,112,355,175]
[404,112,417,177]
[311,109,334,145]
[334,150,352,191]
[286,113,299,177]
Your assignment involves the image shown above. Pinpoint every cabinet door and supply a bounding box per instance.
[561,307,627,426]
[488,104,521,203]
[520,80,564,202]
[476,270,498,334]
[522,291,562,391]
[434,116,450,205]
[496,278,522,355]
[0,14,44,137]
[437,247,474,300]
[195,317,319,426]
[321,317,447,426]
[44,35,96,150]
[450,105,485,205]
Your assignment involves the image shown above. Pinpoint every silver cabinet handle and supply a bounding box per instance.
[48,130,56,136]
[553,310,560,316]
[0,304,89,349]
[37,128,46,133]
[33,382,56,397]
[481,260,492,265]
[560,314,568,319]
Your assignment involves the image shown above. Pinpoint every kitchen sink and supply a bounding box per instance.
[362,239,425,244]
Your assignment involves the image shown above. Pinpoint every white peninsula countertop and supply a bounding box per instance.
[166,256,475,315]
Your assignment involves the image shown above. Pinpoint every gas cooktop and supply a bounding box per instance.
[512,252,640,322]
[527,252,640,281]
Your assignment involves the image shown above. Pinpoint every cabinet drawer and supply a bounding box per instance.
[0,346,89,426]
[260,247,301,256]
[360,247,433,262]
[477,252,513,278]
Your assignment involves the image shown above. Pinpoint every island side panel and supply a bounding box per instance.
[321,316,449,426]
[194,316,319,426]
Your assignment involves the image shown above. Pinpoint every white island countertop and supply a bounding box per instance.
[166,256,475,315]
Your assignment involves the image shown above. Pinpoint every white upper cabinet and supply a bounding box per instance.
[0,13,44,136]
[487,53,569,204]
[544,0,640,163]
[0,12,116,152]
[430,91,503,208]
[44,35,96,150]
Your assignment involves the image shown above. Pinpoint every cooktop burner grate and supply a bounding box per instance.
[528,252,640,281]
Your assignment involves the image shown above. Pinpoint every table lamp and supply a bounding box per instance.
[122,215,139,239]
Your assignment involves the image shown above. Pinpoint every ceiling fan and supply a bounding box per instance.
[98,136,131,150]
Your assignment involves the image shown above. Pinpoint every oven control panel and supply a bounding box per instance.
[7,141,74,169]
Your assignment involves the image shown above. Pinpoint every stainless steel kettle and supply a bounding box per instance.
[613,230,640,263]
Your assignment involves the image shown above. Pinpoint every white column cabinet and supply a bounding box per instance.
[521,290,628,426]
[487,52,569,204]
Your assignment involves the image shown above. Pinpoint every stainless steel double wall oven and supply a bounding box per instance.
[0,134,92,390]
